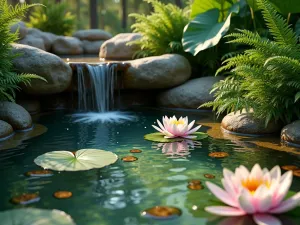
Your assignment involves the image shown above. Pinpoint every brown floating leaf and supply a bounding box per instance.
[187,184,204,190]
[141,206,182,219]
[11,193,40,205]
[204,174,215,179]
[188,180,202,185]
[122,156,138,162]
[281,165,298,171]
[25,170,53,177]
[293,169,300,177]
[208,152,229,158]
[53,191,73,199]
[130,149,142,153]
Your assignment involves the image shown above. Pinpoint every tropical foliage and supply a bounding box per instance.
[129,0,189,58]
[202,0,300,125]
[0,0,45,102]
[27,0,75,36]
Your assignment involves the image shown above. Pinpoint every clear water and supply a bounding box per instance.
[0,109,300,225]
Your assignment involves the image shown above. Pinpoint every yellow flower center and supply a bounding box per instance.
[171,119,185,125]
[241,179,270,194]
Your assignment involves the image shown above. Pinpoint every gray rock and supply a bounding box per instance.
[221,109,281,135]
[12,44,72,94]
[0,120,14,139]
[52,36,83,55]
[73,29,112,41]
[100,33,142,60]
[281,120,300,145]
[0,102,32,130]
[17,99,41,115]
[157,76,224,108]
[19,34,46,51]
[10,21,27,40]
[123,54,191,89]
[82,40,104,54]
[27,28,58,51]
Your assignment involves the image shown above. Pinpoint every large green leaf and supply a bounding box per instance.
[183,8,234,56]
[269,0,300,14]
[295,18,300,37]
[34,149,118,171]
[144,132,208,143]
[0,208,75,225]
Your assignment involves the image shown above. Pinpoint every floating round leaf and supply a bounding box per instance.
[130,149,142,153]
[53,191,72,199]
[281,165,298,171]
[0,208,75,225]
[204,174,215,179]
[188,180,202,185]
[293,169,300,177]
[122,156,138,162]
[141,206,182,220]
[208,152,229,158]
[11,193,40,205]
[187,184,204,190]
[34,149,118,171]
[25,170,53,177]
[144,132,208,143]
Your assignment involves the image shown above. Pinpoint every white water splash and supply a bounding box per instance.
[72,111,137,123]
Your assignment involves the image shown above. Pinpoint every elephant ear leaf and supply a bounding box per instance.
[183,5,238,56]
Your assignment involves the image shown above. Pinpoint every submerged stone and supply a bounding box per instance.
[281,165,298,171]
[141,206,182,220]
[11,193,40,205]
[208,152,229,158]
[204,174,215,179]
[53,191,72,199]
[129,149,142,153]
[122,156,138,162]
[25,170,53,177]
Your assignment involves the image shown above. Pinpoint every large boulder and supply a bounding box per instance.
[19,35,46,51]
[12,44,72,94]
[281,120,300,145]
[99,33,141,60]
[82,40,104,54]
[221,109,281,135]
[157,76,224,108]
[52,36,83,55]
[10,21,27,40]
[73,29,112,41]
[123,54,191,89]
[17,99,41,115]
[0,102,32,131]
[0,120,14,139]
[27,28,58,51]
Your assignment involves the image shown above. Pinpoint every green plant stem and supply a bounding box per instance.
[250,7,257,31]
[287,13,291,24]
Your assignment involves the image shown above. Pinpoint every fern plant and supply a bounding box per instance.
[129,0,189,58]
[201,0,300,126]
[0,0,45,102]
[27,0,75,36]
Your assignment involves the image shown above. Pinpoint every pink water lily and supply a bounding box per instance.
[205,164,300,225]
[152,116,201,139]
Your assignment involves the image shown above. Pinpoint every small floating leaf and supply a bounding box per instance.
[204,174,215,179]
[144,132,208,143]
[281,165,298,171]
[141,206,182,220]
[188,180,202,185]
[25,170,53,177]
[122,156,138,162]
[187,183,204,190]
[208,152,229,158]
[130,149,142,153]
[34,149,118,171]
[0,208,75,225]
[293,169,300,177]
[53,191,72,199]
[10,193,40,205]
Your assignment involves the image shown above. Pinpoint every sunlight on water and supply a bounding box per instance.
[71,111,138,123]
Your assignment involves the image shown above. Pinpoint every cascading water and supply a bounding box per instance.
[72,63,136,123]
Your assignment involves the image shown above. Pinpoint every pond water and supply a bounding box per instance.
[0,109,299,225]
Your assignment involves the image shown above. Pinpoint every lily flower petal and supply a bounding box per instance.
[205,206,246,216]
[270,192,300,214]
[253,214,282,225]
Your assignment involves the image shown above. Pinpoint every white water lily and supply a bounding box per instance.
[152,116,201,139]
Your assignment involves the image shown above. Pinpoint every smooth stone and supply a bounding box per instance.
[82,40,104,54]
[221,109,282,135]
[281,120,300,145]
[157,76,224,108]
[73,29,112,41]
[52,36,83,55]
[10,21,27,39]
[99,33,141,60]
[123,54,191,89]
[0,102,32,130]
[0,120,14,139]
[12,44,72,94]
[27,28,58,51]
[17,99,41,115]
[19,34,46,51]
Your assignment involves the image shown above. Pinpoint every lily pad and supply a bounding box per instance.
[0,208,75,225]
[144,132,208,143]
[34,149,118,171]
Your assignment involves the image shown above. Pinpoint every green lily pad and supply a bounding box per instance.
[0,208,75,225]
[34,149,118,171]
[144,132,208,143]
